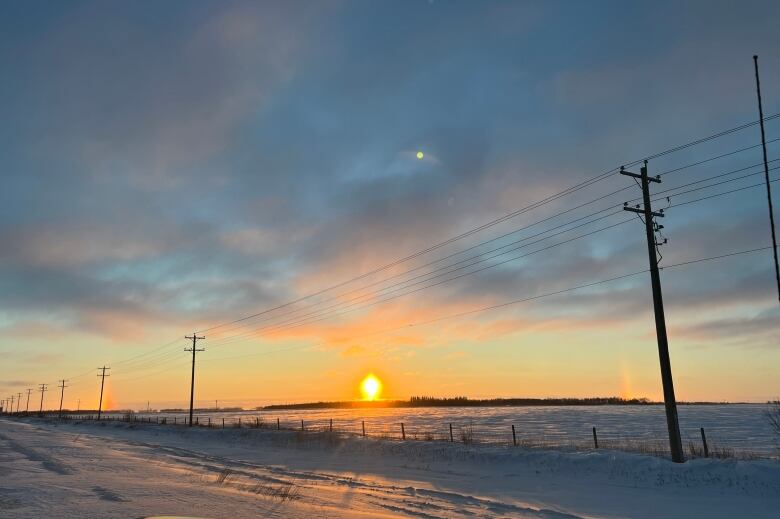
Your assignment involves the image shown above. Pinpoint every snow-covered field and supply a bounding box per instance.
[127,403,779,456]
[1,417,778,518]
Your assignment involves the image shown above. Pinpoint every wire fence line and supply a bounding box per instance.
[4,411,768,461]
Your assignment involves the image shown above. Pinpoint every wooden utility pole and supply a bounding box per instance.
[25,388,33,413]
[621,162,685,463]
[97,366,110,420]
[753,55,780,304]
[38,384,48,415]
[9,395,15,415]
[184,334,205,427]
[58,379,68,418]
[16,393,22,414]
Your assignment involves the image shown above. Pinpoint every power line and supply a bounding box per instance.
[48,117,780,388]
[208,209,629,345]
[110,245,778,382]
[212,218,636,345]
[209,163,780,347]
[88,170,780,386]
[207,187,635,341]
[212,175,780,350]
[50,118,780,389]
[196,115,780,336]
[655,137,780,177]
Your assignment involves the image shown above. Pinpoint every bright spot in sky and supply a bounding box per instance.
[360,374,382,401]
[416,151,424,160]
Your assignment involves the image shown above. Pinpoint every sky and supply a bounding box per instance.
[1,0,779,410]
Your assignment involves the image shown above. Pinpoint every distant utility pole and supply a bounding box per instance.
[621,162,684,463]
[25,388,33,413]
[9,395,15,415]
[58,379,68,418]
[185,333,205,427]
[753,55,780,305]
[97,366,110,420]
[38,384,48,415]
[77,399,81,412]
[16,393,22,414]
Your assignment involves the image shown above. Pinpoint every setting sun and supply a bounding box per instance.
[360,374,382,401]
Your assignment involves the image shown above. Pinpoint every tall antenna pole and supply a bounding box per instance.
[621,162,685,463]
[97,366,110,420]
[753,55,780,304]
[184,333,205,427]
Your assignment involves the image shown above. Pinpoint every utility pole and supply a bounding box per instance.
[77,399,81,412]
[58,379,68,418]
[16,393,22,414]
[184,333,205,427]
[621,162,685,463]
[753,55,780,304]
[25,388,32,413]
[97,366,110,420]
[9,395,15,415]
[38,384,48,415]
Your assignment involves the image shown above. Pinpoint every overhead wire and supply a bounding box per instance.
[197,114,780,336]
[207,159,780,346]
[49,114,780,388]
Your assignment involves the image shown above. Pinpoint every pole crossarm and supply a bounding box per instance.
[623,206,666,218]
[620,167,662,183]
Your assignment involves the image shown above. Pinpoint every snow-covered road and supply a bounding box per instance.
[0,417,778,518]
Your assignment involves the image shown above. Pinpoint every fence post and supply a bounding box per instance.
[700,427,709,458]
[401,423,406,440]
[256,417,259,428]
[222,418,225,429]
[277,417,280,430]
[301,419,304,432]
[329,418,333,432]
[174,417,177,425]
[362,420,366,437]
[208,417,211,428]
[512,424,517,446]
[592,427,599,449]
[196,417,199,426]
[449,423,454,442]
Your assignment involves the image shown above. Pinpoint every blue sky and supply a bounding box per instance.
[0,1,778,408]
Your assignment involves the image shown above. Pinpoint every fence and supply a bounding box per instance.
[3,410,761,460]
